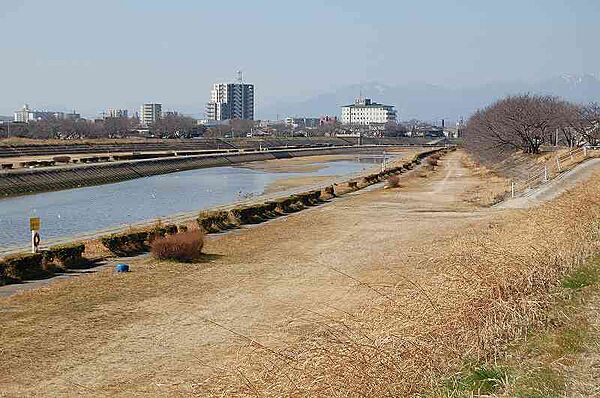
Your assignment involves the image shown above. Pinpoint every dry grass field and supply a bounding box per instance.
[1,150,599,396]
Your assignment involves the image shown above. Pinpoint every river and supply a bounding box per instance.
[0,154,391,251]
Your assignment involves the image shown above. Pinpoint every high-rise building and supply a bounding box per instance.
[140,103,162,126]
[206,74,254,121]
[341,97,396,125]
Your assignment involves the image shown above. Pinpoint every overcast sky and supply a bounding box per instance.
[0,0,598,118]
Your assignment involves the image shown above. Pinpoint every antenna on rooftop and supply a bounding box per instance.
[237,70,243,84]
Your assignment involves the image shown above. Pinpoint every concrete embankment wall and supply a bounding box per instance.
[0,146,408,197]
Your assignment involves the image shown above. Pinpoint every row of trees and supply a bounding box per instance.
[0,114,204,140]
[464,94,600,162]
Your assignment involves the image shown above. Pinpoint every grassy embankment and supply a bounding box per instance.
[432,258,600,397]
[195,166,600,396]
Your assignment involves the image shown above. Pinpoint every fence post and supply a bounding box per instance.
[556,157,561,172]
[544,165,548,182]
[584,146,587,158]
[511,181,515,198]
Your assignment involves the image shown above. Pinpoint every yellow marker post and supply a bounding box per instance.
[29,217,41,253]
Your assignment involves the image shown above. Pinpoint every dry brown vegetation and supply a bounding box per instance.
[195,172,600,396]
[460,153,509,206]
[150,230,205,262]
[386,174,401,188]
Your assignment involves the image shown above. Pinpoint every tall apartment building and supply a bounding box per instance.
[341,97,396,125]
[140,103,162,126]
[206,80,254,121]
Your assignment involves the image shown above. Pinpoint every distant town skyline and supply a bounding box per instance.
[0,0,598,119]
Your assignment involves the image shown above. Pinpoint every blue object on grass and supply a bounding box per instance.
[115,263,129,273]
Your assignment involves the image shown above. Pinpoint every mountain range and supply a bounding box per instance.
[262,74,600,123]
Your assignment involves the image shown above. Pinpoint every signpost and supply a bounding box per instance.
[30,217,41,253]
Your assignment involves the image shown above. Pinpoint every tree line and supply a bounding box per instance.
[464,94,600,162]
[0,114,203,139]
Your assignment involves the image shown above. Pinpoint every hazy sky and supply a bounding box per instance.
[0,0,598,118]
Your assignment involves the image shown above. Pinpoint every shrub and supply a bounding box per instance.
[0,253,47,280]
[151,230,205,262]
[101,231,149,256]
[386,175,401,188]
[52,155,71,163]
[322,185,335,198]
[44,243,86,269]
[149,224,178,241]
[197,210,237,233]
[427,157,439,167]
[178,224,189,233]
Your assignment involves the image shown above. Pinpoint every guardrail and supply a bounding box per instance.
[508,146,594,198]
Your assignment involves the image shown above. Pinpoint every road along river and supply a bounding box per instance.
[0,153,396,252]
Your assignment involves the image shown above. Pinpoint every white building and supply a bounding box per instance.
[341,97,396,125]
[106,109,128,118]
[140,103,162,126]
[14,104,80,122]
[206,77,254,121]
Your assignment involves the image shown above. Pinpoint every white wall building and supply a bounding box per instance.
[206,80,254,121]
[14,104,80,122]
[140,103,162,126]
[341,97,396,125]
[106,109,129,118]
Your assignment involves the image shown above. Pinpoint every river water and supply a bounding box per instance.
[0,154,390,251]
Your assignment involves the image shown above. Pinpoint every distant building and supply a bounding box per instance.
[198,119,229,127]
[14,104,80,123]
[106,109,128,118]
[63,111,81,121]
[206,74,254,121]
[140,103,162,126]
[341,97,396,125]
[163,110,180,117]
[319,115,338,126]
[285,117,320,128]
[14,104,32,122]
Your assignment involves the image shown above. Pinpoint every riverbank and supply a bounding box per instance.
[0,150,496,395]
[0,145,421,198]
[2,149,596,396]
[0,149,419,254]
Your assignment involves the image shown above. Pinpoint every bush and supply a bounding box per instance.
[197,210,238,233]
[44,243,86,269]
[52,155,71,163]
[151,230,205,262]
[0,253,47,281]
[101,231,149,256]
[427,157,439,167]
[323,185,335,198]
[386,175,401,188]
[149,224,178,241]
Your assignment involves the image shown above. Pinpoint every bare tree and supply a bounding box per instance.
[464,94,571,162]
[574,103,600,146]
[150,115,198,138]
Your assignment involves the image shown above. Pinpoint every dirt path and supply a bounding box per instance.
[0,151,509,396]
